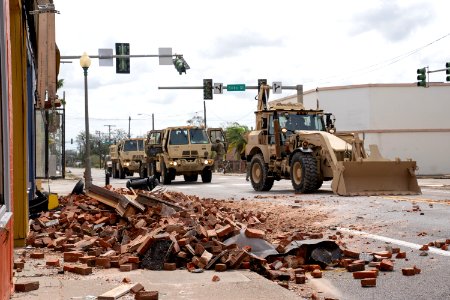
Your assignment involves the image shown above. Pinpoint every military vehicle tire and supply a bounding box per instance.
[201,169,212,183]
[140,165,148,178]
[184,174,198,182]
[119,164,125,179]
[250,154,274,191]
[161,161,172,184]
[112,163,119,178]
[290,152,318,193]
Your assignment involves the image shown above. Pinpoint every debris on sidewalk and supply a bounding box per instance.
[22,183,435,298]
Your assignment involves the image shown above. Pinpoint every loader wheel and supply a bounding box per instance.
[250,154,274,191]
[184,174,198,182]
[119,164,126,179]
[290,152,319,193]
[161,161,171,185]
[201,168,212,183]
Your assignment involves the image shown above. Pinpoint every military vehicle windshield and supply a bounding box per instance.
[123,139,144,151]
[278,114,325,132]
[169,129,189,145]
[190,128,209,144]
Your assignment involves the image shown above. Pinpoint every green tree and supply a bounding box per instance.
[187,112,204,127]
[225,123,249,159]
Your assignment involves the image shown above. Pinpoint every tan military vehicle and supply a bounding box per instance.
[109,138,146,179]
[244,84,421,196]
[143,126,224,184]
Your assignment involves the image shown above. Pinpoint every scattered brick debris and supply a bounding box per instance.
[15,281,39,292]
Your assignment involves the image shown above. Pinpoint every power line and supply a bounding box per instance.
[307,32,450,85]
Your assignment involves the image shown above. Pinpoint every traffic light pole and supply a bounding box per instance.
[60,54,176,60]
[159,84,304,103]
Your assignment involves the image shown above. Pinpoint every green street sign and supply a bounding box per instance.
[227,84,246,91]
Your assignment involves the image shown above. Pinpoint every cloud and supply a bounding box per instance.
[351,1,434,42]
[205,33,284,58]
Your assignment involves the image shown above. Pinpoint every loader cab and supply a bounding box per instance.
[268,112,327,144]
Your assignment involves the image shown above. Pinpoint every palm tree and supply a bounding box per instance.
[225,123,249,159]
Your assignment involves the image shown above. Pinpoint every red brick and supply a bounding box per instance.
[373,251,392,259]
[131,283,145,293]
[311,269,322,278]
[120,264,133,272]
[419,244,429,251]
[15,281,39,292]
[294,268,305,275]
[352,270,377,279]
[207,229,217,238]
[395,252,406,259]
[240,261,251,269]
[413,265,421,274]
[379,259,394,271]
[343,249,360,259]
[30,252,45,259]
[295,274,306,284]
[391,247,400,254]
[136,235,154,255]
[163,263,177,271]
[73,265,92,275]
[63,264,75,272]
[63,251,83,262]
[215,263,227,272]
[346,263,365,272]
[244,228,265,239]
[14,261,25,269]
[79,256,96,267]
[402,268,416,276]
[96,257,111,269]
[212,275,220,282]
[128,256,140,264]
[303,264,321,272]
[361,278,376,287]
[216,225,234,237]
[135,291,158,300]
[46,258,60,267]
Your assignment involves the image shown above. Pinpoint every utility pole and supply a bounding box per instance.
[104,124,116,144]
[128,116,131,138]
[203,101,207,128]
[95,130,102,168]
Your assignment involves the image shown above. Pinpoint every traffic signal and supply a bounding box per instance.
[173,56,190,75]
[446,62,450,82]
[416,68,426,87]
[115,43,130,74]
[203,79,213,100]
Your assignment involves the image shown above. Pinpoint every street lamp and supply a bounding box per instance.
[80,52,92,189]
[137,113,155,130]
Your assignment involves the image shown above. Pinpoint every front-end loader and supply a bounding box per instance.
[244,84,421,196]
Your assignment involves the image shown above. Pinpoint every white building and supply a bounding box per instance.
[272,83,450,175]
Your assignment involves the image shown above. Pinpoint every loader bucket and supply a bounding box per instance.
[331,160,421,196]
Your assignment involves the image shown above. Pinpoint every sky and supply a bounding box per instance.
[55,0,450,149]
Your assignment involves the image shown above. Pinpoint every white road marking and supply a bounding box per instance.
[232,183,251,186]
[338,227,450,257]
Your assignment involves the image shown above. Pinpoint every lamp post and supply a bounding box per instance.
[80,52,92,189]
